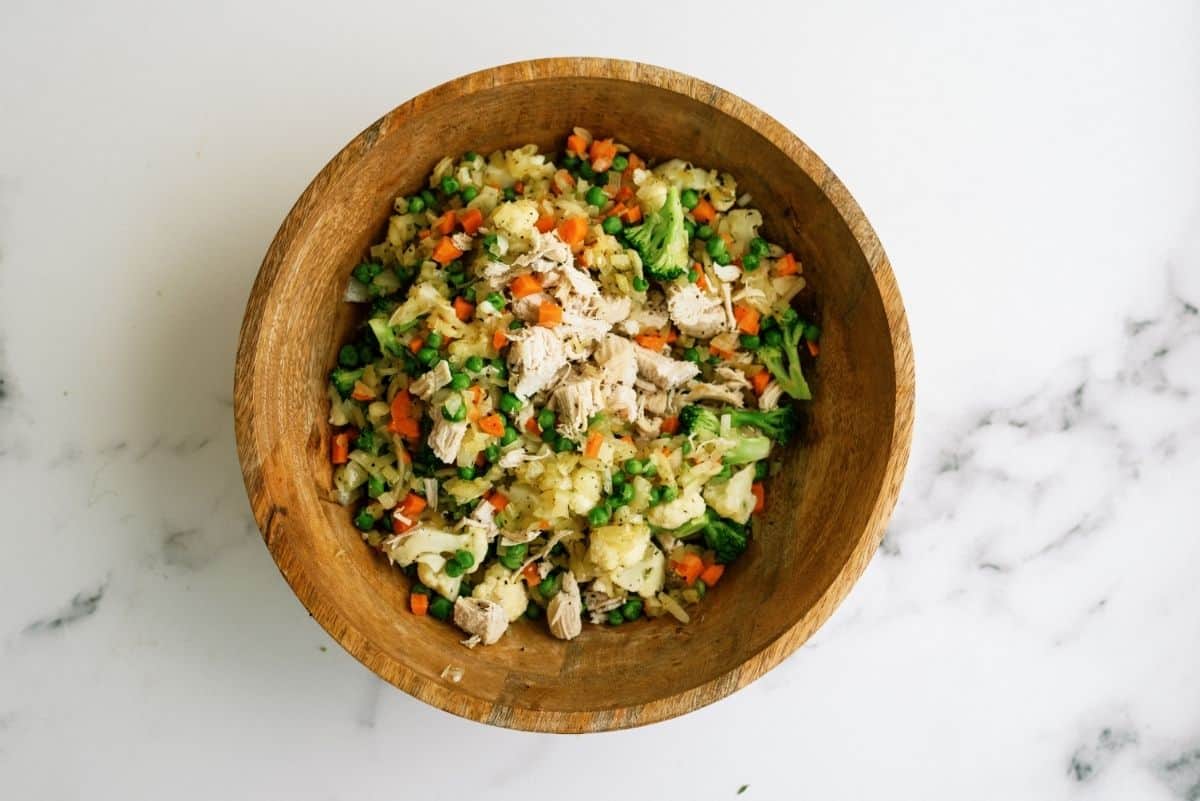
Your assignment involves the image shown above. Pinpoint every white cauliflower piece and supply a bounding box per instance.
[703,464,757,524]
[587,523,651,572]
[612,544,667,598]
[471,564,530,622]
[417,561,461,600]
[491,199,540,251]
[387,525,488,574]
[646,487,706,530]
[569,466,604,516]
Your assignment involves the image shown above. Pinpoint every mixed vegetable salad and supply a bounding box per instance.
[328,127,819,646]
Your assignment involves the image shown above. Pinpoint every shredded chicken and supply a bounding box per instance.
[759,380,783,410]
[511,292,545,322]
[508,325,568,397]
[667,284,727,339]
[634,345,700,390]
[453,597,508,645]
[457,499,499,540]
[552,373,605,437]
[547,571,583,640]
[678,381,745,407]
[428,419,467,464]
[408,359,452,400]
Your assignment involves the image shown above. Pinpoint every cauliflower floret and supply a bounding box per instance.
[471,563,529,622]
[646,487,706,530]
[417,561,461,600]
[717,209,763,259]
[569,467,603,516]
[702,464,757,524]
[587,523,651,572]
[387,282,466,338]
[387,525,488,574]
[612,543,667,598]
[491,199,541,252]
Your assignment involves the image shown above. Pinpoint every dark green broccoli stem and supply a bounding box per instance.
[367,318,405,357]
[757,308,812,400]
[723,436,771,465]
[623,185,689,281]
[679,404,796,445]
[703,515,749,564]
[330,367,363,398]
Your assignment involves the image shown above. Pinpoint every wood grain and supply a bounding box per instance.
[234,57,915,732]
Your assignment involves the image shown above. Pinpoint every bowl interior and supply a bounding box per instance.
[238,64,906,730]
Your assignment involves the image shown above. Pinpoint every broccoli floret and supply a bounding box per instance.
[623,185,689,281]
[758,308,812,400]
[678,405,721,439]
[679,405,796,445]
[367,317,405,357]
[661,507,749,564]
[330,367,363,398]
[703,515,749,564]
[723,436,771,466]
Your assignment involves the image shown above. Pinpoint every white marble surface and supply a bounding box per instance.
[2,1,1199,798]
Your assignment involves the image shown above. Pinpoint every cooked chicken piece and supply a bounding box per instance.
[759,380,783,411]
[453,597,508,645]
[450,232,474,252]
[715,366,752,392]
[634,413,662,438]
[408,359,452,401]
[559,310,611,344]
[511,292,545,322]
[428,419,468,463]
[457,498,499,540]
[667,283,727,339]
[642,390,672,417]
[480,232,573,290]
[594,334,638,386]
[552,373,605,436]
[547,572,583,640]
[634,345,700,390]
[618,292,670,335]
[594,295,632,324]
[555,261,599,298]
[508,326,568,397]
[713,262,742,283]
[608,383,639,421]
[720,282,737,330]
[678,381,745,407]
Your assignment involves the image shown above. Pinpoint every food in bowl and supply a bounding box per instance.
[326,126,819,646]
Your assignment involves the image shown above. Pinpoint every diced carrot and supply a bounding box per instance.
[710,344,735,359]
[453,296,475,322]
[620,435,634,446]
[409,592,429,615]
[626,153,644,172]
[733,304,761,335]
[485,489,510,511]
[665,328,678,344]
[614,185,634,203]
[432,237,463,265]
[434,211,456,235]
[525,417,541,435]
[589,138,618,172]
[331,431,353,464]
[606,202,626,219]
[691,197,716,224]
[620,204,642,224]
[417,228,432,240]
[350,381,376,401]
[470,385,484,404]
[510,273,542,298]
[521,562,540,585]
[492,329,509,351]
[775,252,799,276]
[392,417,420,441]
[534,213,555,233]
[479,413,505,436]
[457,207,483,234]
[514,181,525,194]
[699,563,725,587]
[751,370,771,396]
[751,482,765,514]
[584,432,603,458]
[537,300,563,328]
[660,416,680,435]
[557,216,588,248]
[807,340,820,357]
[672,552,704,586]
[408,338,424,354]
[634,333,667,351]
[389,389,413,421]
[399,492,427,518]
[552,168,576,194]
[566,133,588,156]
[475,452,486,467]
[695,270,709,290]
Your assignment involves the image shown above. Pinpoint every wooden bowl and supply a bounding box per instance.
[234,58,914,732]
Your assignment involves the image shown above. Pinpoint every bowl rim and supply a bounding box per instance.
[234,56,915,733]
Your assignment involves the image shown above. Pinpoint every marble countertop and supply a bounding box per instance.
[3,2,1198,798]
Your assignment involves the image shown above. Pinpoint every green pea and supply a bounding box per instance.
[503,186,517,201]
[696,224,714,240]
[687,267,699,284]
[763,329,782,347]
[420,189,436,209]
[353,510,375,531]
[440,175,459,194]
[649,485,664,505]
[713,250,732,266]
[538,573,561,599]
[683,347,702,364]
[660,485,679,503]
[760,315,778,331]
[588,505,611,527]
[352,263,373,284]
[367,474,386,498]
[561,153,579,169]
[680,189,700,209]
[614,482,635,505]
[755,461,769,481]
[500,426,519,446]
[683,218,696,238]
[584,186,606,208]
[337,345,359,368]
[631,277,649,292]
[623,458,645,476]
[456,465,476,480]
[465,355,484,372]
[444,559,464,578]
[524,603,542,619]
[537,408,556,431]
[429,596,453,620]
[695,579,707,598]
[447,372,468,391]
[460,185,478,203]
[425,331,444,349]
[486,291,506,309]
[499,543,527,570]
[611,470,626,486]
[461,286,477,303]
[555,435,575,453]
[714,465,733,481]
[482,231,498,252]
[453,549,475,569]
[607,610,624,626]
[641,462,657,478]
[411,582,431,596]
[491,358,508,379]
[508,318,524,330]
[750,236,769,256]
[407,195,426,213]
[463,150,478,162]
[578,161,595,179]
[541,425,558,443]
[602,215,623,235]
[499,392,523,415]
[742,252,760,271]
[484,444,500,463]
[706,236,727,258]
[441,402,466,423]
[740,334,761,350]
[681,439,694,455]
[621,599,643,621]
[804,323,821,342]
[416,347,438,366]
